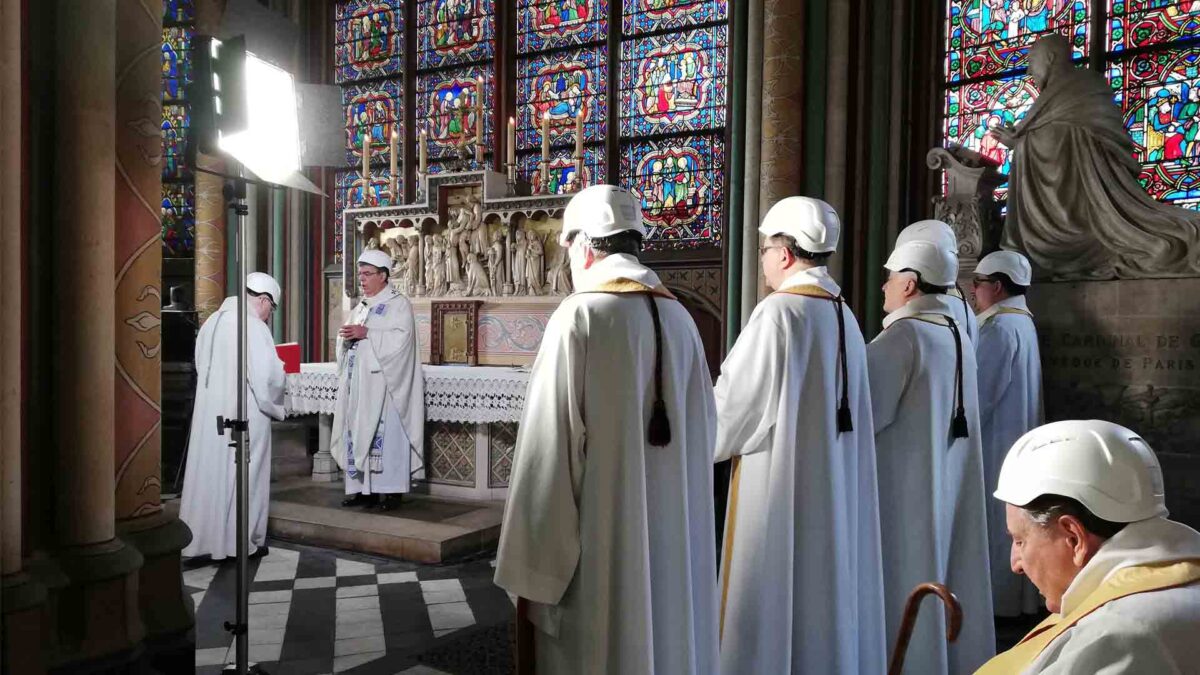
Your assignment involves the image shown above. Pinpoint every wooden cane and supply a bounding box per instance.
[887,582,963,675]
[515,597,534,675]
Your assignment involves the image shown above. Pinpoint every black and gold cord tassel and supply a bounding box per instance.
[645,294,671,447]
[833,296,853,433]
[947,317,969,439]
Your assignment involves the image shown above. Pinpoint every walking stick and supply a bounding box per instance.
[515,597,535,675]
[887,582,963,675]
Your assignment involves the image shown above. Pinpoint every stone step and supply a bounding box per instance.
[266,478,502,564]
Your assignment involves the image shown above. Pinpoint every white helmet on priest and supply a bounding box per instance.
[758,196,840,254]
[897,219,958,255]
[994,420,1168,523]
[246,272,281,306]
[976,249,1033,287]
[560,184,646,246]
[884,240,958,287]
[358,248,392,271]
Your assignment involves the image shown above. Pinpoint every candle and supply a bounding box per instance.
[507,117,516,166]
[361,131,370,205]
[389,129,398,201]
[419,128,428,174]
[475,76,485,146]
[541,112,550,165]
[575,108,584,160]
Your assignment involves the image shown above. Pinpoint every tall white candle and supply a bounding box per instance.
[389,129,398,201]
[475,76,485,146]
[541,112,550,164]
[507,117,516,165]
[419,128,428,174]
[361,131,370,205]
[575,108,584,159]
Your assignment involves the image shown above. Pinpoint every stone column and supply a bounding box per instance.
[1,0,48,672]
[112,1,194,671]
[193,0,230,320]
[51,1,145,669]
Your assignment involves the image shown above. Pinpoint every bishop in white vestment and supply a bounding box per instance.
[494,185,719,675]
[180,273,285,559]
[715,197,887,674]
[331,249,425,510]
[972,250,1043,617]
[897,220,979,345]
[868,241,995,674]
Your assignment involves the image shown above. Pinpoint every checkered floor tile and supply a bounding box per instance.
[186,540,513,674]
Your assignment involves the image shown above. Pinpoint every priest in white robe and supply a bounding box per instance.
[180,273,286,560]
[896,220,978,345]
[494,185,719,675]
[972,250,1044,617]
[868,241,995,674]
[978,420,1200,674]
[331,249,425,511]
[714,196,886,674]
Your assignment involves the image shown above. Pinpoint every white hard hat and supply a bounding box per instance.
[976,250,1033,287]
[358,248,392,270]
[560,184,646,246]
[246,272,281,306]
[758,196,840,253]
[897,219,958,255]
[884,240,958,287]
[994,420,1168,523]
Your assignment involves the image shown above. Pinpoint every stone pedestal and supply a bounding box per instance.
[46,540,145,672]
[1028,278,1200,527]
[312,414,342,482]
[116,514,194,673]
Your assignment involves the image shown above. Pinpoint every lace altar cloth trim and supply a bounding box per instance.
[285,362,530,423]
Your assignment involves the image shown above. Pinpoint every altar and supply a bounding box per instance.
[285,362,528,502]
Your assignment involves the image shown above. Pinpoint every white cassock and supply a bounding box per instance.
[714,267,887,674]
[947,286,979,346]
[494,253,719,675]
[331,288,425,495]
[180,296,285,559]
[975,295,1044,617]
[867,294,995,675]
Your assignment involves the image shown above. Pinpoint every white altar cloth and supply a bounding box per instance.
[285,362,529,424]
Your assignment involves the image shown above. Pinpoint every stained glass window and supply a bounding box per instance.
[417,0,496,69]
[620,134,725,248]
[522,146,605,194]
[1107,1,1200,51]
[335,0,405,84]
[335,168,398,238]
[622,0,728,36]
[516,47,607,149]
[619,25,727,136]
[942,75,1038,194]
[343,79,403,166]
[162,0,194,257]
[517,0,607,53]
[416,66,493,160]
[944,0,1089,84]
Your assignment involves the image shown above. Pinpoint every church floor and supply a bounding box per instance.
[186,540,515,674]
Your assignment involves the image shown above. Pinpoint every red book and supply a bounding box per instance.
[276,342,301,374]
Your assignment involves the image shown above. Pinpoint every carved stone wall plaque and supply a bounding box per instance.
[1029,278,1200,527]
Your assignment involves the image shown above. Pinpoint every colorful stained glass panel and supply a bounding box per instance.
[622,0,728,36]
[520,146,605,194]
[1110,46,1200,209]
[619,26,727,136]
[416,0,495,69]
[162,104,191,181]
[943,75,1037,181]
[619,134,725,249]
[416,66,493,159]
[162,26,193,102]
[335,0,405,84]
[1107,2,1200,51]
[162,183,195,257]
[517,47,607,150]
[517,0,607,53]
[164,0,194,24]
[343,79,403,166]
[335,169,400,259]
[944,1,1089,83]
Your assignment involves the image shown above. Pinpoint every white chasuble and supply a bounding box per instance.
[715,267,888,675]
[867,294,995,675]
[976,295,1044,617]
[494,254,719,675]
[180,296,286,559]
[331,288,425,494]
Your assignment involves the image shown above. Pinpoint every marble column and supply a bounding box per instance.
[193,0,230,321]
[740,0,765,327]
[51,0,145,668]
[112,0,194,670]
[1,0,48,672]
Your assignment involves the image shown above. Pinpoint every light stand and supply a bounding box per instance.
[216,164,263,675]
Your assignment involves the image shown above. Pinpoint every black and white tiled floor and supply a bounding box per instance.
[185,541,515,674]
